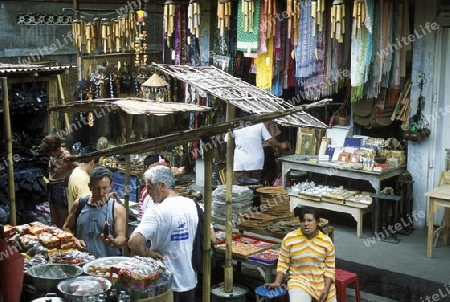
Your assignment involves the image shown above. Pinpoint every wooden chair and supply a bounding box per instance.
[433,171,450,247]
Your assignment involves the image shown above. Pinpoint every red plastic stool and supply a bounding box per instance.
[335,269,361,302]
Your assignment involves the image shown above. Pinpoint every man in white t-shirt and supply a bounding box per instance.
[231,122,286,184]
[128,166,199,302]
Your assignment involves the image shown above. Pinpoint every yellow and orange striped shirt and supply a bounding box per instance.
[277,229,336,301]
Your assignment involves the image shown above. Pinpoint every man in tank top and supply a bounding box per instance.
[63,166,126,258]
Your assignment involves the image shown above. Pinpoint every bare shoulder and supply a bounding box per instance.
[114,200,126,212]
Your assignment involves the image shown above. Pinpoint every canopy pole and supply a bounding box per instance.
[2,77,16,226]
[224,103,235,293]
[202,141,213,302]
[123,114,132,256]
[57,74,71,131]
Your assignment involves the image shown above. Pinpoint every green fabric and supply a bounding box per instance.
[236,0,260,53]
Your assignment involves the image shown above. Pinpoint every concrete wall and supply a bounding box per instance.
[0,1,163,65]
[408,0,441,228]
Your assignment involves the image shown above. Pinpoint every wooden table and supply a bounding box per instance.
[279,155,406,193]
[425,185,450,258]
[289,195,371,238]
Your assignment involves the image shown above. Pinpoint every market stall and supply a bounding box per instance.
[2,222,173,301]
[0,64,76,226]
[47,97,211,244]
[43,62,330,301]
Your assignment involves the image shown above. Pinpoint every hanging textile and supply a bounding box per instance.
[174,6,182,65]
[237,0,261,55]
[380,0,393,88]
[255,36,274,90]
[259,0,267,53]
[350,0,374,102]
[302,19,327,100]
[272,3,283,96]
[294,0,317,78]
[329,38,344,95]
[283,22,296,89]
[400,0,411,78]
[388,1,402,105]
[366,0,382,99]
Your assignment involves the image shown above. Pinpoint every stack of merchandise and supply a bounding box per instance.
[256,187,293,221]
[236,211,276,228]
[212,185,253,224]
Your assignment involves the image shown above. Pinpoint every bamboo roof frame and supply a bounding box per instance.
[152,63,328,129]
[66,99,331,163]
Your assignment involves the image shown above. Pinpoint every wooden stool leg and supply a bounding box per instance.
[443,208,450,246]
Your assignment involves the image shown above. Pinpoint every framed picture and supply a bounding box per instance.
[338,152,351,162]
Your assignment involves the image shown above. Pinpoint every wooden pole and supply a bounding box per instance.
[224,103,235,293]
[202,142,213,302]
[123,114,132,256]
[2,78,16,226]
[73,0,82,81]
[57,74,71,132]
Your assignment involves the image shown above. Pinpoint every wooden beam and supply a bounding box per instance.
[6,77,50,84]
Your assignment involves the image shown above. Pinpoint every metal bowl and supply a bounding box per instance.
[27,264,83,292]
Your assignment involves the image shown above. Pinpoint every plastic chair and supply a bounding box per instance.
[335,269,361,302]
[254,285,287,302]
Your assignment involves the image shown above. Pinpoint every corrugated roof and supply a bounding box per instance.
[153,63,328,129]
[48,97,211,115]
[0,64,75,75]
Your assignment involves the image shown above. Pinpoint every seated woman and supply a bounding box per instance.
[265,207,336,302]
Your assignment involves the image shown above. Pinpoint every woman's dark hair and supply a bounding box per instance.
[144,154,168,167]
[40,135,62,153]
[299,207,320,222]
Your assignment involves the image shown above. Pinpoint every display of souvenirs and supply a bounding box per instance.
[345,192,373,206]
[4,222,76,250]
[248,248,280,265]
[111,257,167,290]
[321,188,360,205]
[214,234,279,259]
[84,257,130,277]
[50,250,96,265]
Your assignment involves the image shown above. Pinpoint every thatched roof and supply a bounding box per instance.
[48,97,211,116]
[152,63,328,129]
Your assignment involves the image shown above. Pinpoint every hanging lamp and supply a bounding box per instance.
[142,73,170,102]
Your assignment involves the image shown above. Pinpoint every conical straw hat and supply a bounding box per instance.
[142,73,169,87]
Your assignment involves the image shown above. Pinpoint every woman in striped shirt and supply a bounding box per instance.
[265,207,337,302]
